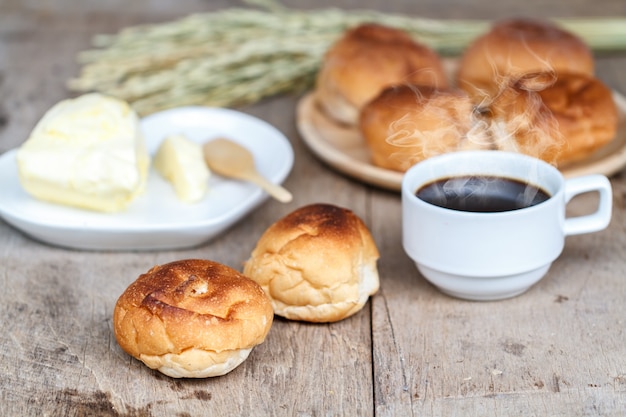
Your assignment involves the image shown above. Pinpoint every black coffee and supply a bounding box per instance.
[416,175,550,213]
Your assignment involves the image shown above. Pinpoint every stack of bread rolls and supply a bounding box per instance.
[313,18,619,170]
[315,23,449,127]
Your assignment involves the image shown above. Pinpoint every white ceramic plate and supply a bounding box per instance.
[0,107,294,250]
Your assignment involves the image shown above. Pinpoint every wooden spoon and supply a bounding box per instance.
[203,138,293,203]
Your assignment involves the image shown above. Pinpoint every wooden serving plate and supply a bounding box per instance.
[296,91,626,192]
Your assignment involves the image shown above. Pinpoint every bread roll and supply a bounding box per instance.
[359,84,484,172]
[315,23,448,126]
[113,259,273,378]
[473,73,564,164]
[471,71,617,166]
[243,204,380,323]
[537,72,618,165]
[457,18,594,98]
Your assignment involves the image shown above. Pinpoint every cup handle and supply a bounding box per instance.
[563,175,612,236]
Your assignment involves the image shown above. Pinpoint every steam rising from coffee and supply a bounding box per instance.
[384,47,566,207]
[384,84,481,167]
[385,72,564,165]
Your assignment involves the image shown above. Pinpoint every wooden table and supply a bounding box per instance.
[1,1,625,416]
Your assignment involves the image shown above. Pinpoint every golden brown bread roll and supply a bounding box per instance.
[113,259,273,378]
[315,23,449,126]
[473,72,564,164]
[472,72,617,166]
[243,204,380,323]
[359,84,485,172]
[537,72,618,165]
[457,18,594,99]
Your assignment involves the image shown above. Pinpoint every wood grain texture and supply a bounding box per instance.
[1,0,625,416]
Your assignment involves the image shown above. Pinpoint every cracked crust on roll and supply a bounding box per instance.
[537,72,618,166]
[113,259,273,378]
[243,204,380,323]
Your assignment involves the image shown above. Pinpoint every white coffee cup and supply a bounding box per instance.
[402,150,612,301]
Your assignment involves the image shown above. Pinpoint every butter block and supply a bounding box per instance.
[153,134,210,203]
[16,93,150,212]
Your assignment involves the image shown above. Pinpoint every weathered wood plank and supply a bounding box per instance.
[1,0,626,416]
[0,1,375,416]
[365,3,626,417]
